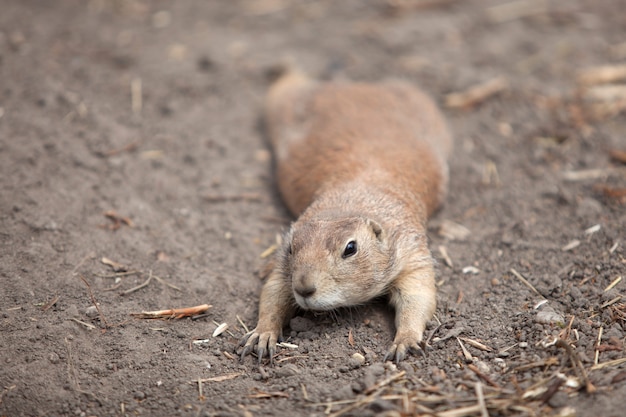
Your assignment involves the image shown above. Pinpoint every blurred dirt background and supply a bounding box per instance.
[1,1,625,416]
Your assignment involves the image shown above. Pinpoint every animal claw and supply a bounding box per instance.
[384,339,423,363]
[238,327,281,365]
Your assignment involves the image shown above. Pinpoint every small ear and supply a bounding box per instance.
[366,218,384,241]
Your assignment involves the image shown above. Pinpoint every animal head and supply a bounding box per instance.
[282,216,392,310]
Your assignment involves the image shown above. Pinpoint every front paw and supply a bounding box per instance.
[383,331,425,363]
[238,327,282,364]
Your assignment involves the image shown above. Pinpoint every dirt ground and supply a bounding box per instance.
[1,1,626,416]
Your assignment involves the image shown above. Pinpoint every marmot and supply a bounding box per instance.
[240,70,452,362]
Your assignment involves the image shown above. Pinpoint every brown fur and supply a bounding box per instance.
[239,70,453,363]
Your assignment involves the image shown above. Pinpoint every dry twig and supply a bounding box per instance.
[41,294,60,311]
[131,303,211,319]
[79,275,109,328]
[445,77,508,109]
[101,257,128,272]
[249,388,290,399]
[101,210,134,230]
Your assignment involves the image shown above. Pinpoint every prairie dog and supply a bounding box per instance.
[240,70,452,362]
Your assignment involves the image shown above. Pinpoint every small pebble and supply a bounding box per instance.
[474,360,491,374]
[349,353,365,369]
[84,306,98,318]
[275,364,300,377]
[493,358,507,370]
[535,307,564,325]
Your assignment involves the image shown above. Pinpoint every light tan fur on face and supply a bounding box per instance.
[289,215,390,310]
[239,69,452,363]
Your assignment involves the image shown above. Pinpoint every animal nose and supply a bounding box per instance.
[295,284,316,298]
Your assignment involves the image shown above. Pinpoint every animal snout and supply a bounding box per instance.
[294,282,316,298]
[294,273,317,298]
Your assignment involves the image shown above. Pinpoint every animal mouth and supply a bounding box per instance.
[295,294,311,310]
[295,293,339,311]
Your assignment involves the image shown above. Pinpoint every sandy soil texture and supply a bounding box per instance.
[1,1,625,416]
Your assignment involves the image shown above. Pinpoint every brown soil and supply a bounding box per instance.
[1,1,625,416]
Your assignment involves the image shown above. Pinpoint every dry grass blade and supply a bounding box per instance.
[604,276,622,292]
[562,169,613,181]
[445,77,508,109]
[485,0,548,23]
[583,84,626,102]
[386,0,460,13]
[249,388,290,399]
[555,339,596,393]
[204,192,262,203]
[437,404,483,417]
[438,219,471,240]
[95,270,140,278]
[594,326,603,366]
[578,64,626,85]
[275,355,308,363]
[120,271,153,296]
[71,318,96,330]
[260,244,278,259]
[438,245,453,268]
[131,304,212,319]
[561,240,581,252]
[459,337,493,352]
[482,160,501,186]
[152,274,182,291]
[364,371,407,395]
[584,224,601,235]
[513,357,559,372]
[277,342,299,349]
[457,338,473,362]
[510,268,543,298]
[192,372,242,383]
[131,77,142,114]
[591,357,626,370]
[600,296,622,309]
[538,377,565,405]
[79,274,109,328]
[237,314,250,333]
[102,140,140,157]
[212,322,229,337]
[475,382,488,417]
[468,364,501,388]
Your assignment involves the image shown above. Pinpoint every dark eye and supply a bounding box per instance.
[287,243,293,255]
[342,241,357,258]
